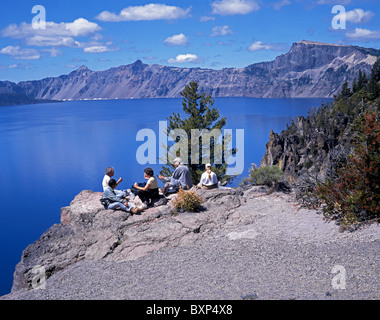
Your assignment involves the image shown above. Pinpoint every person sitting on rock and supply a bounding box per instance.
[199,163,218,190]
[102,167,126,199]
[158,157,193,195]
[132,167,160,208]
[198,163,229,190]
[197,163,230,190]
[101,179,140,214]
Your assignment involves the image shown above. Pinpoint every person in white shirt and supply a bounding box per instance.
[102,167,126,199]
[199,163,218,190]
[198,163,229,190]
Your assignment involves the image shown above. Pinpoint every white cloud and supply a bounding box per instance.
[26,35,79,47]
[0,18,116,53]
[211,0,260,16]
[0,45,40,60]
[335,9,374,24]
[247,41,287,52]
[0,63,30,70]
[2,18,100,38]
[211,25,233,37]
[217,40,234,47]
[96,4,191,22]
[168,53,199,63]
[83,46,110,53]
[272,0,291,10]
[249,41,287,52]
[65,64,79,69]
[41,47,62,57]
[317,0,351,4]
[1,18,101,47]
[65,18,102,36]
[248,41,273,52]
[346,28,380,41]
[200,16,216,22]
[164,33,189,46]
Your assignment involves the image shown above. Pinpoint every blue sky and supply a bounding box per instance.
[0,0,379,82]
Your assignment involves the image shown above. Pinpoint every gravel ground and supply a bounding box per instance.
[3,191,379,300]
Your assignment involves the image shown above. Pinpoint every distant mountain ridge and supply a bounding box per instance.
[1,40,380,105]
[0,81,53,106]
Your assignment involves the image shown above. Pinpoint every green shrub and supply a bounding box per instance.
[242,163,283,188]
[315,111,380,227]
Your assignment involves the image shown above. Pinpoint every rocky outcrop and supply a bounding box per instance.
[2,40,379,106]
[11,187,254,293]
[260,109,355,190]
[259,51,380,194]
[6,185,379,300]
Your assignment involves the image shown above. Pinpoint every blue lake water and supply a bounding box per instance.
[0,97,331,295]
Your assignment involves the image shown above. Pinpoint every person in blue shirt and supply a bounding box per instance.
[101,179,140,214]
[158,157,193,194]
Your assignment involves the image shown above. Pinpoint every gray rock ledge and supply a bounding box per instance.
[2,186,379,300]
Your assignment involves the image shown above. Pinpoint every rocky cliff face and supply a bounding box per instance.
[260,114,352,187]
[3,40,379,105]
[6,185,380,300]
[259,76,380,195]
[11,187,255,293]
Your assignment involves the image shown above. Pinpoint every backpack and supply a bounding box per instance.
[130,182,146,195]
[100,198,108,208]
[166,184,179,194]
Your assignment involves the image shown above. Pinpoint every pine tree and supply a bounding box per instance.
[339,81,352,100]
[371,57,380,82]
[367,57,380,100]
[363,71,368,88]
[160,81,235,184]
[316,111,380,225]
[357,69,368,91]
[352,78,358,93]
[367,73,379,100]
